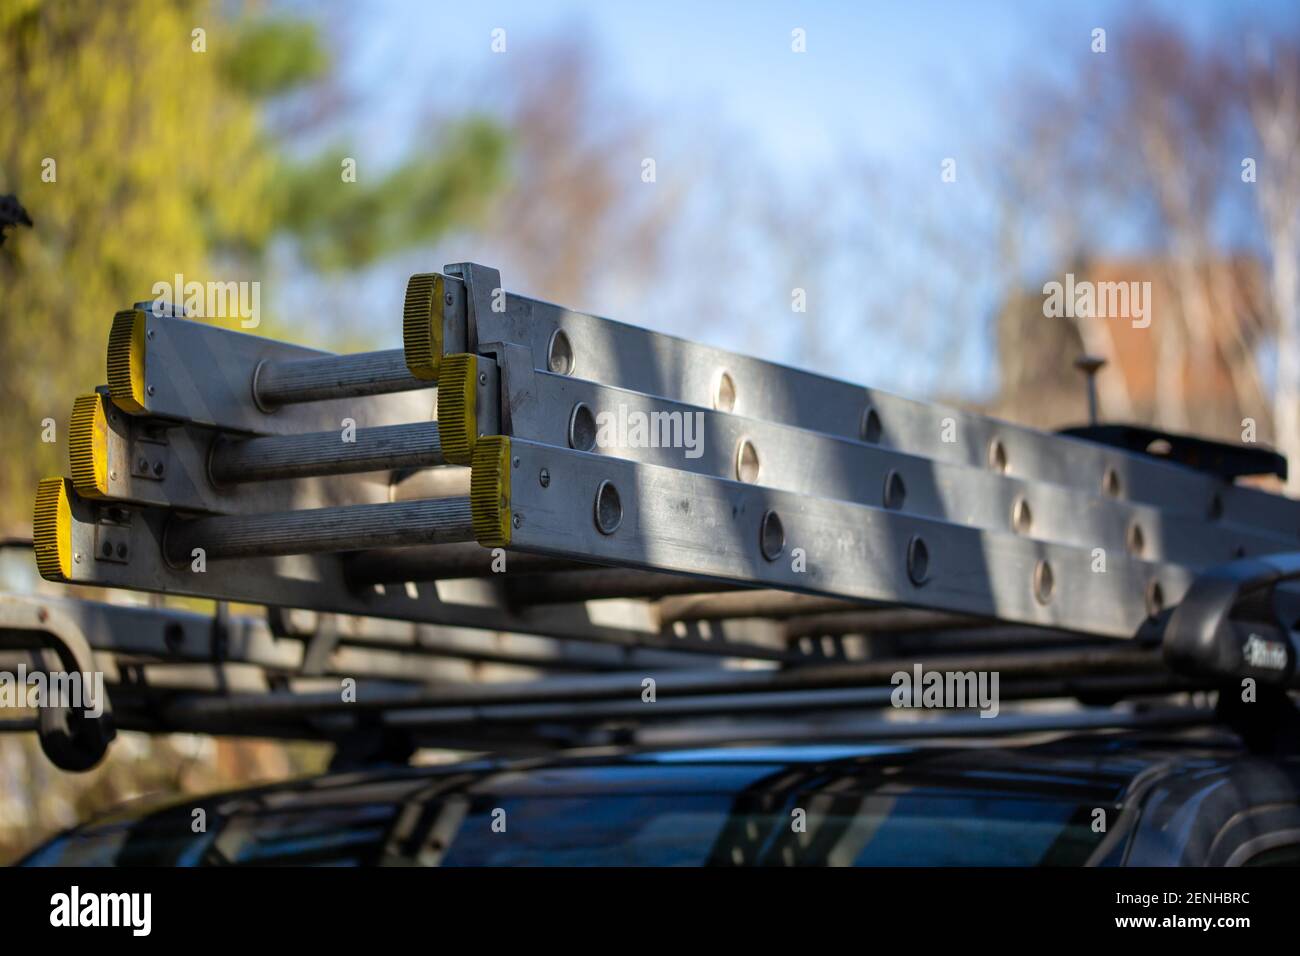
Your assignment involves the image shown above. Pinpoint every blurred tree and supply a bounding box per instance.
[1246,41,1300,493]
[0,0,270,533]
[1108,27,1257,433]
[280,116,508,271]
[989,17,1291,454]
[0,0,507,856]
[443,37,685,311]
[218,15,328,97]
[0,0,506,531]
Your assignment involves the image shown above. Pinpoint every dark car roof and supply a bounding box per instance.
[24,726,1300,866]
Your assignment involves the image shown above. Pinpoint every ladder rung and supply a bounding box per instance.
[163,497,476,562]
[253,349,423,406]
[209,421,447,483]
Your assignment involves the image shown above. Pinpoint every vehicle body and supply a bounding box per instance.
[22,725,1300,866]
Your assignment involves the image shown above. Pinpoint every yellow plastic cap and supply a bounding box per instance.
[106,308,147,413]
[33,477,74,582]
[403,273,445,382]
[437,353,478,466]
[68,393,110,498]
[470,436,512,548]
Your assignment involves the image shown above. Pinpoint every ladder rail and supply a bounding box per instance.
[24,261,1300,776]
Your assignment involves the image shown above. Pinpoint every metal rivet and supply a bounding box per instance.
[153,461,165,477]
[736,439,760,483]
[883,470,906,510]
[512,514,523,529]
[906,536,929,586]
[714,371,736,413]
[548,329,575,375]
[512,457,520,469]
[1033,559,1054,605]
[1146,579,1165,617]
[759,510,784,561]
[594,480,622,535]
[146,385,155,396]
[568,403,597,452]
[1127,521,1145,557]
[1102,466,1121,498]
[988,438,1007,473]
[861,406,882,443]
[1011,497,1032,535]
[444,293,454,306]
[478,372,487,386]
[539,468,550,488]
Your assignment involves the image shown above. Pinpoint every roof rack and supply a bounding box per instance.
[13,263,1300,769]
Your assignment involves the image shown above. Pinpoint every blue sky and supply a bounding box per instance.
[335,0,1298,176]
[286,0,1300,399]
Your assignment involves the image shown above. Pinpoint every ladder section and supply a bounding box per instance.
[33,263,1300,654]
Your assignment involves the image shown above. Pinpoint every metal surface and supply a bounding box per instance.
[0,590,728,683]
[505,569,747,604]
[163,497,476,562]
[210,422,447,483]
[656,591,869,622]
[112,311,436,435]
[496,438,1196,638]
[476,360,1298,564]
[162,643,1172,723]
[0,595,116,769]
[40,487,799,659]
[23,260,1300,772]
[456,271,1300,530]
[72,389,395,514]
[254,349,424,406]
[343,543,581,584]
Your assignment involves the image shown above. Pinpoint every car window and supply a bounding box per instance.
[26,788,1109,867]
[438,792,1106,866]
